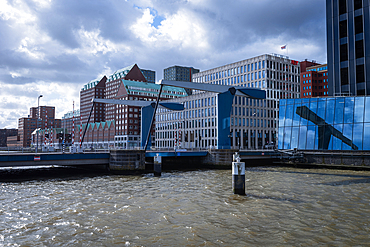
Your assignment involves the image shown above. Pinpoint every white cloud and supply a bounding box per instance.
[0,0,327,129]
[130,7,210,52]
[0,0,36,24]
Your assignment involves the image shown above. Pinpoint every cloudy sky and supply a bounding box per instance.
[0,0,327,129]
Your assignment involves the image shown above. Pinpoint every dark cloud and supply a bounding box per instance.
[0,0,328,128]
[24,0,141,47]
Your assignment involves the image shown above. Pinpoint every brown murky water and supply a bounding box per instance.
[1,167,370,246]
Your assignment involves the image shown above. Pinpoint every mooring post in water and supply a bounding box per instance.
[154,153,162,177]
[232,152,245,195]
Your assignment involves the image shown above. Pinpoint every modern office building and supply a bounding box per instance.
[164,66,200,82]
[164,65,200,96]
[141,69,156,83]
[155,54,300,150]
[278,96,370,150]
[326,0,370,96]
[301,64,329,97]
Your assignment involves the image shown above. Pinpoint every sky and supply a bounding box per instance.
[0,0,327,129]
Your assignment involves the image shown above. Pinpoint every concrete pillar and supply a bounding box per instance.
[232,152,245,195]
[154,154,162,177]
[248,129,251,150]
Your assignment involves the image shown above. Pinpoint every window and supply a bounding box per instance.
[340,43,348,62]
[339,0,347,15]
[355,39,364,58]
[354,0,362,10]
[355,16,363,34]
[340,67,349,85]
[339,20,347,38]
[356,64,365,83]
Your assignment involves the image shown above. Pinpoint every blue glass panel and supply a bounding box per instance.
[292,101,301,126]
[283,126,292,149]
[279,104,286,127]
[352,123,363,150]
[354,97,365,123]
[363,123,370,150]
[298,126,307,149]
[291,127,299,149]
[285,104,294,127]
[306,125,316,149]
[308,100,318,125]
[334,98,345,124]
[364,98,370,123]
[286,99,295,105]
[278,127,284,149]
[332,124,343,150]
[300,101,309,126]
[317,98,326,120]
[343,97,354,124]
[314,126,319,150]
[342,124,353,150]
[326,99,335,125]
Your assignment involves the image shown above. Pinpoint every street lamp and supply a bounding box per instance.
[36,95,43,153]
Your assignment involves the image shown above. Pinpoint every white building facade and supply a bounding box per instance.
[155,54,301,150]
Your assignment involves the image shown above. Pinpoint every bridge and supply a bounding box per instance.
[0,149,281,172]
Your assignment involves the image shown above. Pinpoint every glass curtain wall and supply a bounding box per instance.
[279,97,370,150]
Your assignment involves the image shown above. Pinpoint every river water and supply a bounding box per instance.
[1,166,370,246]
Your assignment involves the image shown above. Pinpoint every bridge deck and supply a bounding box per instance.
[0,152,110,167]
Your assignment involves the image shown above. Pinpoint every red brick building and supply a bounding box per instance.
[300,64,329,98]
[18,106,61,147]
[80,76,107,125]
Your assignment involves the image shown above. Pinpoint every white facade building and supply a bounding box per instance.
[155,54,301,150]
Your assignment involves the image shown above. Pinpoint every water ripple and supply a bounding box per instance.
[1,167,370,246]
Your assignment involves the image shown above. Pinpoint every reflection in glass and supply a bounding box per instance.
[352,123,363,150]
[344,98,354,123]
[285,104,294,127]
[334,98,345,124]
[317,99,326,120]
[363,123,370,150]
[278,127,284,149]
[354,97,364,123]
[291,127,299,148]
[279,97,367,151]
[326,99,335,125]
[306,125,315,149]
[364,98,370,123]
[342,124,353,150]
[279,104,286,127]
[293,102,301,126]
[283,126,292,149]
[298,126,307,149]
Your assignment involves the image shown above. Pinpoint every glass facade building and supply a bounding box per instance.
[279,96,370,150]
[326,0,370,96]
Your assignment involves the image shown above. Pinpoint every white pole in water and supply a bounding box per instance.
[232,152,245,195]
[154,153,162,177]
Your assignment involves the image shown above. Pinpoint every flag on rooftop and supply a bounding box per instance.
[281,45,287,50]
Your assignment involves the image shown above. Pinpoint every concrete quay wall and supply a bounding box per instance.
[301,151,370,170]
